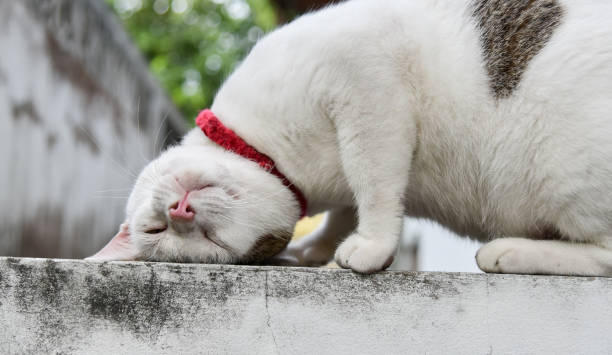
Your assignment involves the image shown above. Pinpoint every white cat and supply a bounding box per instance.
[88,0,612,276]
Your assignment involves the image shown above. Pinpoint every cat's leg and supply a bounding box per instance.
[331,95,415,273]
[269,207,357,266]
[476,237,612,276]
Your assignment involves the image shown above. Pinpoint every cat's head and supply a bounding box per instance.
[86,128,299,264]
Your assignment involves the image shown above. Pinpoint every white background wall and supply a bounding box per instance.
[391,218,482,272]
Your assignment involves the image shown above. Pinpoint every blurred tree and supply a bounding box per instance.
[107,0,278,122]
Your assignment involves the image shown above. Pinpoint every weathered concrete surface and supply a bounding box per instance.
[0,0,186,258]
[0,258,610,354]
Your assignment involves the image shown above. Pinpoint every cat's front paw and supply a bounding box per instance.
[334,233,396,274]
[476,238,536,274]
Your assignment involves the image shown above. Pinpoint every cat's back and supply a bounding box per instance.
[474,0,612,238]
[404,0,612,238]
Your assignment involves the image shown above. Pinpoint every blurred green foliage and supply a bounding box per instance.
[106,0,278,122]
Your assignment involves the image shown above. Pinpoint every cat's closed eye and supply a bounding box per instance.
[144,226,167,234]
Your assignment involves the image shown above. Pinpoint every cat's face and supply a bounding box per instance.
[87,130,298,264]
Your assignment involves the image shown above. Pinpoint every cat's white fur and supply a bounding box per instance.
[89,0,612,276]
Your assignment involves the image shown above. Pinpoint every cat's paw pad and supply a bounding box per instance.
[476,238,534,274]
[334,233,395,274]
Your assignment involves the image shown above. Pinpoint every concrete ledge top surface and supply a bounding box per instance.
[1,257,611,355]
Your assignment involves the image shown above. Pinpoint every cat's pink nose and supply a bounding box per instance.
[169,193,195,221]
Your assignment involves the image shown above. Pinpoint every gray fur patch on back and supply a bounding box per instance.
[471,0,564,98]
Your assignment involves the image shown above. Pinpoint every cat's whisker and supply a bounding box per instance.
[158,129,174,156]
[153,112,169,157]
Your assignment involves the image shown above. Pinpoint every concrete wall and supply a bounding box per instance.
[0,0,186,258]
[0,257,610,354]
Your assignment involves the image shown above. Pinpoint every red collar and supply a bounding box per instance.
[196,109,307,218]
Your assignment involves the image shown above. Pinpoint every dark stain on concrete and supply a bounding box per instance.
[268,269,460,305]
[1,259,263,346]
[166,264,184,275]
[4,259,34,309]
[6,258,71,310]
[6,259,71,343]
[97,263,111,277]
[41,259,70,305]
[471,0,564,98]
[203,270,232,304]
[84,264,182,339]
[4,258,75,352]
[82,262,248,339]
[12,101,42,124]
[421,275,444,300]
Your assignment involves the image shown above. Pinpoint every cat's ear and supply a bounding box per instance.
[85,222,140,261]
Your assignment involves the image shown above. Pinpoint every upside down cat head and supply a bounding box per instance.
[87,125,300,263]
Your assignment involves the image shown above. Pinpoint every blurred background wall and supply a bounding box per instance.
[0,0,186,258]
